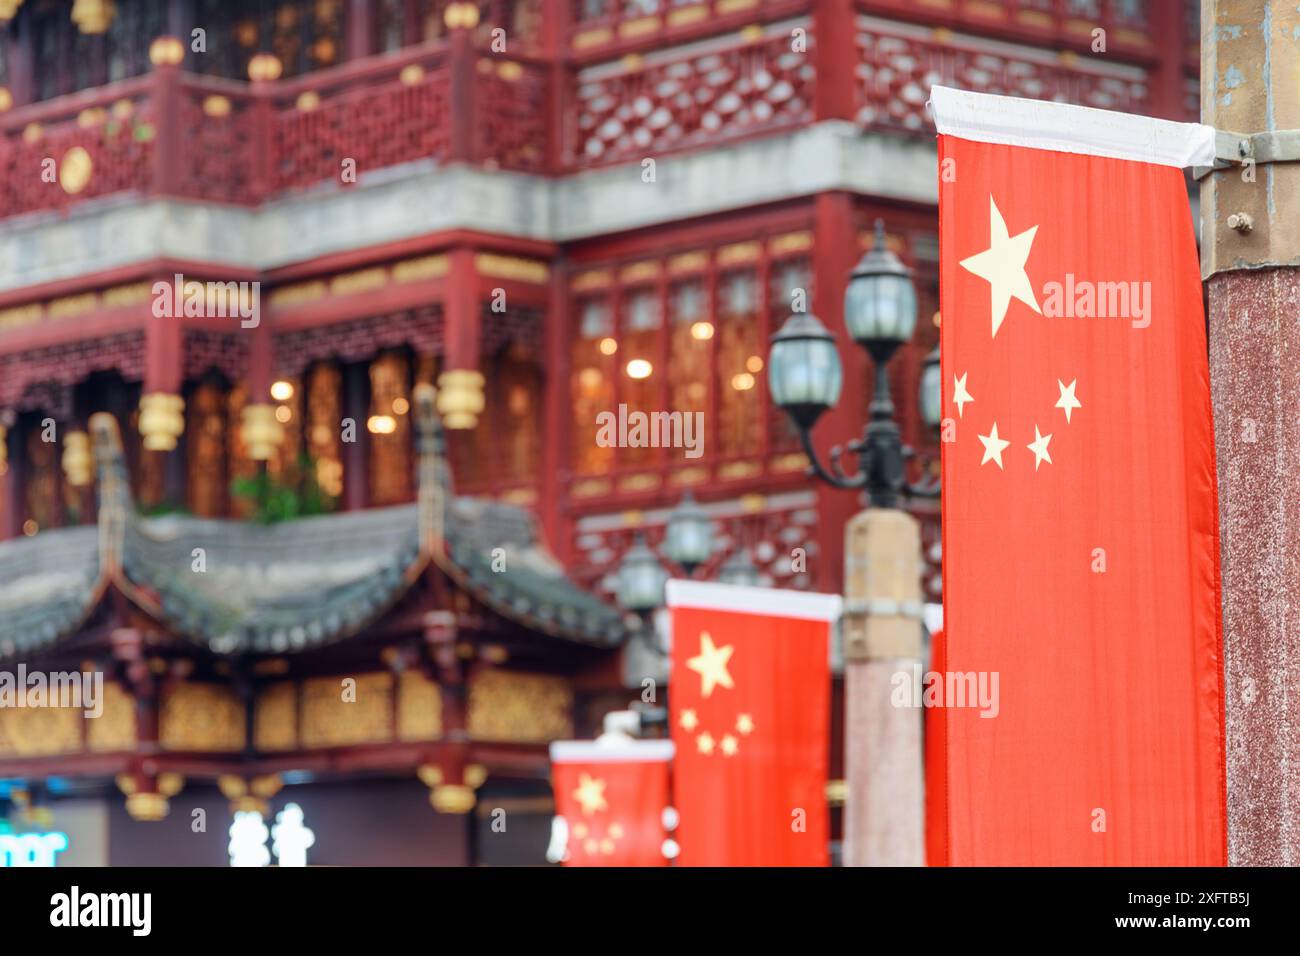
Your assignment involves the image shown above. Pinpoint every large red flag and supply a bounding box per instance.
[929,87,1226,865]
[549,738,674,866]
[666,580,840,866]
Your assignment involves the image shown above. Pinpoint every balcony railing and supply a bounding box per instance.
[0,40,552,221]
[0,13,1184,222]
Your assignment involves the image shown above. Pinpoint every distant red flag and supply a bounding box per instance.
[930,87,1226,865]
[549,739,674,867]
[666,580,841,866]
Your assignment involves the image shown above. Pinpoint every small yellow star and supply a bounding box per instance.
[735,713,754,735]
[687,631,735,698]
[696,731,715,755]
[679,708,699,731]
[573,773,608,816]
[573,823,588,840]
[601,838,615,855]
[609,823,624,840]
[584,838,599,855]
[719,734,738,756]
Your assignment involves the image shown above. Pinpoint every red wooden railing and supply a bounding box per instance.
[0,39,551,220]
[0,9,1184,220]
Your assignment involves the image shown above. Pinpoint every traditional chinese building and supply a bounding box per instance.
[0,0,1198,864]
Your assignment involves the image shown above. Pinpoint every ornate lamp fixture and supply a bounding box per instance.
[444,1,481,30]
[71,0,115,35]
[768,220,938,507]
[919,344,942,431]
[0,1,23,24]
[138,393,185,452]
[717,546,762,587]
[419,763,487,814]
[615,534,670,614]
[662,490,713,576]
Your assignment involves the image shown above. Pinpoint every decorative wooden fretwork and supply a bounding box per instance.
[160,682,248,752]
[85,681,137,753]
[569,23,815,167]
[300,673,394,748]
[467,670,573,743]
[396,670,443,741]
[254,681,299,751]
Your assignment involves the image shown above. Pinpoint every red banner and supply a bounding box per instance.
[549,739,674,866]
[666,580,840,866]
[930,88,1226,864]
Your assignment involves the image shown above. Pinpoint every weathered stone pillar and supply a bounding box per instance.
[1201,0,1300,866]
[841,508,924,866]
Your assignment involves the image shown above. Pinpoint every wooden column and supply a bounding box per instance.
[540,257,572,561]
[812,0,857,122]
[810,192,866,594]
[1,419,21,539]
[1146,0,1187,120]
[345,0,376,61]
[446,20,477,163]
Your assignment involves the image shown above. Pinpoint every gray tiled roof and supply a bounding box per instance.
[0,387,626,659]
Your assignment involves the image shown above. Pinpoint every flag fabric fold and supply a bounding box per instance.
[666,580,841,866]
[549,738,674,866]
[929,86,1226,865]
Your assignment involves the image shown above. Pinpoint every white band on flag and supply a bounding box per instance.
[549,739,676,763]
[928,85,1216,169]
[665,579,842,622]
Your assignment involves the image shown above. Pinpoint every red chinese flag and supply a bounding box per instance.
[550,739,674,866]
[666,580,840,866]
[930,87,1226,865]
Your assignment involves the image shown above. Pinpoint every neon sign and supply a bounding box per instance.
[0,832,69,867]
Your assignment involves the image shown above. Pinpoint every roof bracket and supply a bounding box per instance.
[1194,127,1300,180]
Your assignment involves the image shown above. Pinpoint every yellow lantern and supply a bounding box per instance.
[148,35,186,67]
[435,369,485,429]
[247,52,284,83]
[138,393,186,451]
[61,431,93,487]
[71,0,116,35]
[0,1,22,24]
[240,403,285,461]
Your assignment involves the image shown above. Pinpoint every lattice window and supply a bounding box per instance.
[192,0,343,80]
[187,380,230,518]
[716,270,762,459]
[571,297,617,476]
[305,362,345,500]
[668,277,710,435]
[368,351,413,506]
[23,419,62,534]
[487,342,540,487]
[31,0,165,100]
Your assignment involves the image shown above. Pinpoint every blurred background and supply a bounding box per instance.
[0,0,1198,865]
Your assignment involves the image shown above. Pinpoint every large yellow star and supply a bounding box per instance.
[573,773,608,816]
[959,195,1041,338]
[687,631,734,698]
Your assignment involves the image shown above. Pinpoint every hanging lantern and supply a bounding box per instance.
[247,52,284,83]
[61,431,93,487]
[138,393,185,451]
[436,369,486,429]
[444,2,481,30]
[148,35,186,68]
[71,0,116,35]
[240,403,285,461]
[0,1,22,24]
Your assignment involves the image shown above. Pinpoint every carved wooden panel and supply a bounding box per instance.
[468,670,573,742]
[160,682,248,751]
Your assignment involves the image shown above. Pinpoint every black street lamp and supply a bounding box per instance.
[768,220,939,507]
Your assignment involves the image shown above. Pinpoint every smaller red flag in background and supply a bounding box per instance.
[549,739,674,866]
[666,580,841,867]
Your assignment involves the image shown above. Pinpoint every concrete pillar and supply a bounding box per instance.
[1201,1,1300,866]
[841,508,924,866]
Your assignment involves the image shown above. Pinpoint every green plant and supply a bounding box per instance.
[231,453,336,524]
